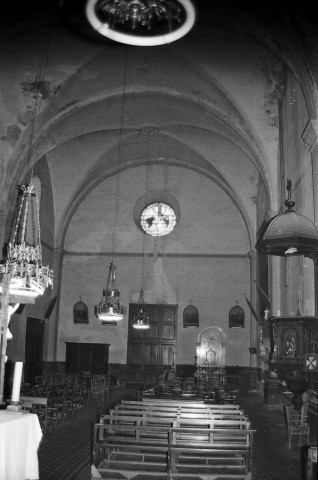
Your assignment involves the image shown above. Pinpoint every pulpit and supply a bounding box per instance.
[264,316,318,408]
[269,316,318,375]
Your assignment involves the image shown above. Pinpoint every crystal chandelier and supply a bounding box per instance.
[0,184,54,299]
[132,289,150,329]
[95,262,127,322]
[85,0,196,46]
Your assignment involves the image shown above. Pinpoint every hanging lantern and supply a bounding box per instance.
[95,262,126,322]
[132,290,150,329]
[0,184,53,299]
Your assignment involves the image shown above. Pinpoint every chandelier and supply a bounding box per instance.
[0,184,54,299]
[132,290,150,329]
[95,262,127,322]
[85,0,196,46]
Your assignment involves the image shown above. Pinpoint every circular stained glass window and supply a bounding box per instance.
[140,202,177,236]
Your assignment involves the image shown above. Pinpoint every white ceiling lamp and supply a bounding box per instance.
[95,262,127,322]
[0,12,54,301]
[0,185,53,300]
[85,0,196,46]
[132,290,150,329]
[94,47,129,323]
[132,132,151,329]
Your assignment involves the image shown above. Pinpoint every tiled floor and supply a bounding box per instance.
[37,389,308,480]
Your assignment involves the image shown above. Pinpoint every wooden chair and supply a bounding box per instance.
[284,404,310,450]
[89,377,107,403]
[20,395,48,433]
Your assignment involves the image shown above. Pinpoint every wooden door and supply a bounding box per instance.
[127,304,177,382]
[65,342,110,374]
[24,317,44,384]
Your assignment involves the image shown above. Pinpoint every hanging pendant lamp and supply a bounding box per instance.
[0,185,54,299]
[132,289,150,329]
[256,180,318,259]
[94,45,129,323]
[0,19,54,301]
[95,262,126,322]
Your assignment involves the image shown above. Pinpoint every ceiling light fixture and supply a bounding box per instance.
[132,132,151,329]
[0,15,54,301]
[85,0,196,46]
[0,185,54,300]
[94,48,129,323]
[95,262,126,322]
[132,290,150,329]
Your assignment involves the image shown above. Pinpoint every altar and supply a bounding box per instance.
[0,410,42,480]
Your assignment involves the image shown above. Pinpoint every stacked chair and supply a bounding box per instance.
[19,372,115,432]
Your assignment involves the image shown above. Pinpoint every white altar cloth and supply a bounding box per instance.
[0,410,42,480]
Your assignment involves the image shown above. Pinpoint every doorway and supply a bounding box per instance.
[127,304,177,383]
[24,317,44,384]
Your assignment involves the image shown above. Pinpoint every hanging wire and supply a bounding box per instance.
[28,9,53,183]
[112,46,129,263]
[141,132,151,290]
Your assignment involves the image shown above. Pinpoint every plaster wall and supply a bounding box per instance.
[58,254,251,366]
[63,166,251,255]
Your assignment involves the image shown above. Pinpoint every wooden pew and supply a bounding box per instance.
[116,403,245,414]
[109,408,248,422]
[121,399,242,410]
[92,421,254,480]
[170,426,254,479]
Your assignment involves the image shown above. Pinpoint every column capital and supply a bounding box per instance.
[247,250,257,261]
[302,119,318,153]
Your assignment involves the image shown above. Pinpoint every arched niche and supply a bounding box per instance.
[195,326,226,366]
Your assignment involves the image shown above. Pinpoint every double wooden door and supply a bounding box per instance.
[65,342,110,374]
[127,304,177,382]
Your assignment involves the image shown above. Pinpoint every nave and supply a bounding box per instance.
[37,387,303,480]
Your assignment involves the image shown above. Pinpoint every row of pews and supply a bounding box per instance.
[91,397,255,480]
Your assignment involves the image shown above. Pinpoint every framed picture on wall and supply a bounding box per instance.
[183,304,199,327]
[73,299,89,324]
[229,304,244,328]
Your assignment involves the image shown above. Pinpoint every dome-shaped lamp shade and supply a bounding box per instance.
[256,200,318,258]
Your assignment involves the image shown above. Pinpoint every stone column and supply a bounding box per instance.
[301,119,318,314]
[0,208,9,251]
[46,246,64,363]
[247,251,257,368]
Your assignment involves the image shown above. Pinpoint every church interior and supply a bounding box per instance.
[0,1,317,479]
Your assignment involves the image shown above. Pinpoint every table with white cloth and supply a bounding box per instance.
[0,410,43,480]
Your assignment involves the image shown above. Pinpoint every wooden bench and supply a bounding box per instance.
[121,399,242,410]
[109,408,248,423]
[170,426,254,480]
[116,403,245,414]
[100,414,176,438]
[92,422,254,480]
